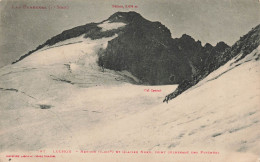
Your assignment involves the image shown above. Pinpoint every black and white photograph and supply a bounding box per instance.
[0,0,259,161]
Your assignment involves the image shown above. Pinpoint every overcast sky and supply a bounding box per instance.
[0,0,259,67]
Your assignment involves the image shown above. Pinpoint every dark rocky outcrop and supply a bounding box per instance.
[13,11,232,87]
[98,12,230,85]
[165,24,260,102]
[98,12,193,85]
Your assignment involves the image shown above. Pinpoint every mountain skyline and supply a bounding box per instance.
[0,8,259,160]
[1,0,260,67]
[9,11,259,101]
[11,11,232,86]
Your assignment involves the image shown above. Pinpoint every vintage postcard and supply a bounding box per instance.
[0,0,259,161]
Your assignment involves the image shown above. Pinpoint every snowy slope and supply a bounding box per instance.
[98,21,126,32]
[0,33,178,152]
[63,46,260,153]
[0,36,259,161]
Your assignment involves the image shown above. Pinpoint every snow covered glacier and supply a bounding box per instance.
[0,18,259,162]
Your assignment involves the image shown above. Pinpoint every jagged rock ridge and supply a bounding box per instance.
[12,11,230,85]
[165,24,260,101]
[97,12,230,85]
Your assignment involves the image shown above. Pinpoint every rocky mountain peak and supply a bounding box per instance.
[164,24,259,102]
[180,34,195,42]
[107,11,144,23]
[214,41,229,52]
[204,43,214,50]
[12,11,234,87]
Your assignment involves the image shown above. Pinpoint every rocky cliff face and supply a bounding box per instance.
[98,12,230,85]
[165,24,260,101]
[13,11,230,85]
[98,12,192,85]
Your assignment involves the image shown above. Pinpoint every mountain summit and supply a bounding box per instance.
[13,11,229,85]
[1,11,260,156]
[107,11,145,23]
